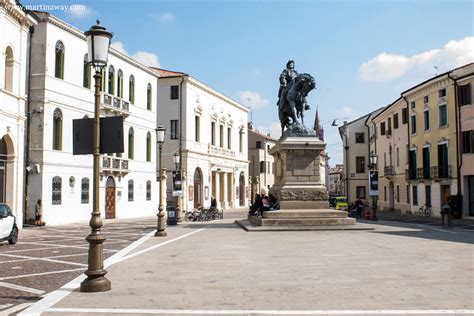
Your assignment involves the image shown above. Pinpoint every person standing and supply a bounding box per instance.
[35,199,43,226]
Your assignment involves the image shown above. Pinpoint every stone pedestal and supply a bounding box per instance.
[269,136,329,209]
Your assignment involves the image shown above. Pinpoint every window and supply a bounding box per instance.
[170,85,179,100]
[4,46,13,92]
[128,128,134,159]
[227,127,231,149]
[407,185,410,204]
[462,130,474,153]
[384,186,387,200]
[108,65,115,95]
[260,161,265,173]
[439,89,446,98]
[52,176,62,205]
[458,84,471,106]
[147,83,152,110]
[128,180,134,201]
[402,107,408,124]
[396,185,400,203]
[411,115,417,134]
[424,110,430,131]
[355,133,364,143]
[439,104,447,127]
[410,101,416,109]
[425,185,432,207]
[53,108,63,150]
[81,178,89,204]
[380,122,386,135]
[100,68,106,92]
[117,69,123,98]
[409,149,417,180]
[195,116,200,142]
[393,113,399,129]
[219,125,224,147]
[387,117,392,135]
[129,75,135,103]
[211,122,216,145]
[170,120,179,140]
[146,180,151,201]
[256,141,262,148]
[83,54,91,88]
[412,185,418,205]
[146,132,151,162]
[355,156,365,173]
[54,41,64,79]
[438,143,449,178]
[356,186,366,199]
[422,147,430,179]
[239,129,243,153]
[396,147,400,167]
[423,96,429,104]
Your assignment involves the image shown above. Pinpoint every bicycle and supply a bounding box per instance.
[416,205,431,217]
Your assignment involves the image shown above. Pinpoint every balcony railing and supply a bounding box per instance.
[101,155,129,175]
[405,168,417,181]
[101,93,131,117]
[209,145,235,158]
[431,165,451,179]
[384,166,395,177]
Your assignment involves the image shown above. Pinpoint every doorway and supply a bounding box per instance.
[0,137,7,203]
[239,172,245,207]
[389,181,394,211]
[469,176,474,216]
[193,168,202,208]
[105,176,116,219]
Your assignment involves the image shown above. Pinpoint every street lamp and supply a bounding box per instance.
[369,152,378,221]
[155,124,167,237]
[173,151,181,222]
[81,20,113,293]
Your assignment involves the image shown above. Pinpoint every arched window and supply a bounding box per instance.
[117,69,123,98]
[4,46,13,92]
[128,179,134,201]
[81,178,89,204]
[53,108,63,150]
[108,65,115,95]
[146,180,151,201]
[129,75,135,104]
[54,41,65,79]
[100,67,106,92]
[52,176,62,205]
[128,128,134,159]
[83,54,91,88]
[147,83,152,110]
[146,132,151,162]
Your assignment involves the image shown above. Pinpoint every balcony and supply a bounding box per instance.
[384,166,395,177]
[209,145,235,158]
[431,165,452,180]
[101,155,129,176]
[405,168,417,181]
[101,93,131,117]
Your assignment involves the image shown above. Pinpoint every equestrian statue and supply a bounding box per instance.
[277,60,316,137]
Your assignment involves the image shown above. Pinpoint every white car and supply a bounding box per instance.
[0,203,18,245]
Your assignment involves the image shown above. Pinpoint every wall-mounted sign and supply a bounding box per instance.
[369,170,379,196]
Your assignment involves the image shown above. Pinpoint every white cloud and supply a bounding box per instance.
[110,42,161,67]
[64,4,94,19]
[239,91,269,109]
[149,12,175,23]
[255,122,282,140]
[360,37,474,81]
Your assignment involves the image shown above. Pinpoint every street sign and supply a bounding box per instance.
[369,170,379,196]
[73,117,124,155]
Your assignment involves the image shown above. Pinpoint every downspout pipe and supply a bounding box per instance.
[447,73,462,203]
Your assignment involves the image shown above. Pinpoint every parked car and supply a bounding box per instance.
[0,203,18,245]
[335,196,349,211]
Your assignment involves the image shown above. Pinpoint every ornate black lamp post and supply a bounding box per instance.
[369,152,378,221]
[81,20,113,293]
[155,124,167,236]
[173,152,182,222]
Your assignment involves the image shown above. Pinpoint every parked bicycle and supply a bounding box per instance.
[185,207,223,222]
[416,204,431,217]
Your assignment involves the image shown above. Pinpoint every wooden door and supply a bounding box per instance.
[105,177,116,219]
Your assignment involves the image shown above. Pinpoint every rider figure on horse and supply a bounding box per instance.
[277,60,298,106]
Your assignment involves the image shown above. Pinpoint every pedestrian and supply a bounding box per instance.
[35,199,43,226]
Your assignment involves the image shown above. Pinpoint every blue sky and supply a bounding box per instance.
[22,0,474,165]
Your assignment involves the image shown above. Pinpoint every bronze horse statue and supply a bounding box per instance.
[278,73,316,135]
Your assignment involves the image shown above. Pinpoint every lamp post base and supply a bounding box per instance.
[80,274,111,292]
[155,230,167,237]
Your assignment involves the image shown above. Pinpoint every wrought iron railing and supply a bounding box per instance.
[431,165,451,179]
[384,166,395,177]
[101,93,131,116]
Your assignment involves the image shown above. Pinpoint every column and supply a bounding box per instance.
[215,171,220,208]
[222,172,228,209]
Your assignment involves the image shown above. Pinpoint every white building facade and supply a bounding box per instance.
[27,12,160,225]
[155,68,249,214]
[0,0,35,225]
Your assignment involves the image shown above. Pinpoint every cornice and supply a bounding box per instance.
[1,0,36,27]
[403,77,452,100]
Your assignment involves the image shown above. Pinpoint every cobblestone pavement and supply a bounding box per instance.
[0,216,157,315]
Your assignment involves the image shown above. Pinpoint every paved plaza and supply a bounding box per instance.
[13,210,474,316]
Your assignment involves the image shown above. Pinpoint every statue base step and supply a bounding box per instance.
[248,209,356,227]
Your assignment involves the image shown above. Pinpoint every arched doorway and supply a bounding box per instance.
[239,172,245,207]
[193,168,202,208]
[0,137,7,203]
[105,176,116,219]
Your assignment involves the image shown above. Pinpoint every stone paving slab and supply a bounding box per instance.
[21,215,474,315]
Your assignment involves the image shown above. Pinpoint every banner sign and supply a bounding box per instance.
[369,170,379,196]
